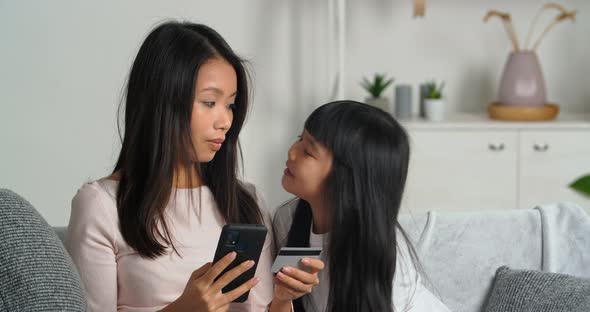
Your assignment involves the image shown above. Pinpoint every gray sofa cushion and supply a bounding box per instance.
[54,226,67,244]
[0,189,87,311]
[483,266,590,312]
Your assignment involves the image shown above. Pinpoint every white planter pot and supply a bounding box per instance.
[365,97,390,113]
[424,98,445,121]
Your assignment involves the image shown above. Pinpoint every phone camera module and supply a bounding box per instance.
[225,231,240,245]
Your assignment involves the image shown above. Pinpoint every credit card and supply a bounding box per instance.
[271,247,322,273]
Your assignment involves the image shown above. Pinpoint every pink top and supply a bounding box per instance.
[65,179,275,312]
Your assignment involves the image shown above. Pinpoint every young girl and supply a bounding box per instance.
[273,101,451,312]
[65,21,322,312]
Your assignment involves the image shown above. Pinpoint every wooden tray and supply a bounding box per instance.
[488,102,559,121]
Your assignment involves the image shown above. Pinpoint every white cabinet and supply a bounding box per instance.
[404,131,518,211]
[401,114,590,212]
[519,130,590,209]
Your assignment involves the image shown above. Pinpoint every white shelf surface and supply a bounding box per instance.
[401,112,590,130]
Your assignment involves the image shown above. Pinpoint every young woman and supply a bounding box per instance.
[273,101,451,312]
[65,21,323,312]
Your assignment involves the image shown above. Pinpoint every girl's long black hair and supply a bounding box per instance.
[287,100,411,312]
[114,21,262,258]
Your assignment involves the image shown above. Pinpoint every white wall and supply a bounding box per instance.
[1,0,588,225]
[346,0,590,113]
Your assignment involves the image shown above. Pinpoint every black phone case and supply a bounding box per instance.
[212,223,267,303]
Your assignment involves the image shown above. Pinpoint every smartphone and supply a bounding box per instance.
[212,223,268,303]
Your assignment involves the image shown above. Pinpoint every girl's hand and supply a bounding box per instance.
[162,252,260,312]
[271,258,325,306]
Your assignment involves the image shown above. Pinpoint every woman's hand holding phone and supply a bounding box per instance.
[161,252,259,312]
[269,257,325,311]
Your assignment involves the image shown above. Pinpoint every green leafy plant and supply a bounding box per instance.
[361,73,394,99]
[425,80,445,99]
[570,174,590,197]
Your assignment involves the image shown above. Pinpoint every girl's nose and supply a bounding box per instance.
[287,144,297,161]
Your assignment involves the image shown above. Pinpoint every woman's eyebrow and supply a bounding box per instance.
[199,87,237,97]
[200,86,222,94]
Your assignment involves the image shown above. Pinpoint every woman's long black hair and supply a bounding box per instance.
[287,100,411,312]
[114,21,262,258]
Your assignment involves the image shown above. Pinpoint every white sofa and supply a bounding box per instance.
[398,202,590,312]
[38,198,590,312]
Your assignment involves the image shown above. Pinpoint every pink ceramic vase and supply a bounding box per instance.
[498,51,546,106]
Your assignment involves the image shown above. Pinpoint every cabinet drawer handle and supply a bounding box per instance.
[488,143,505,151]
[533,144,549,152]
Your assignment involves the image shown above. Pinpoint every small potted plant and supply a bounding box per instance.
[424,80,445,121]
[361,73,394,113]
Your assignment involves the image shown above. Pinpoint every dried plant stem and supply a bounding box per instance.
[532,11,576,51]
[526,3,572,50]
[505,23,521,52]
[532,21,560,51]
[524,7,545,50]
[485,3,577,52]
[484,10,521,52]
[532,11,575,51]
